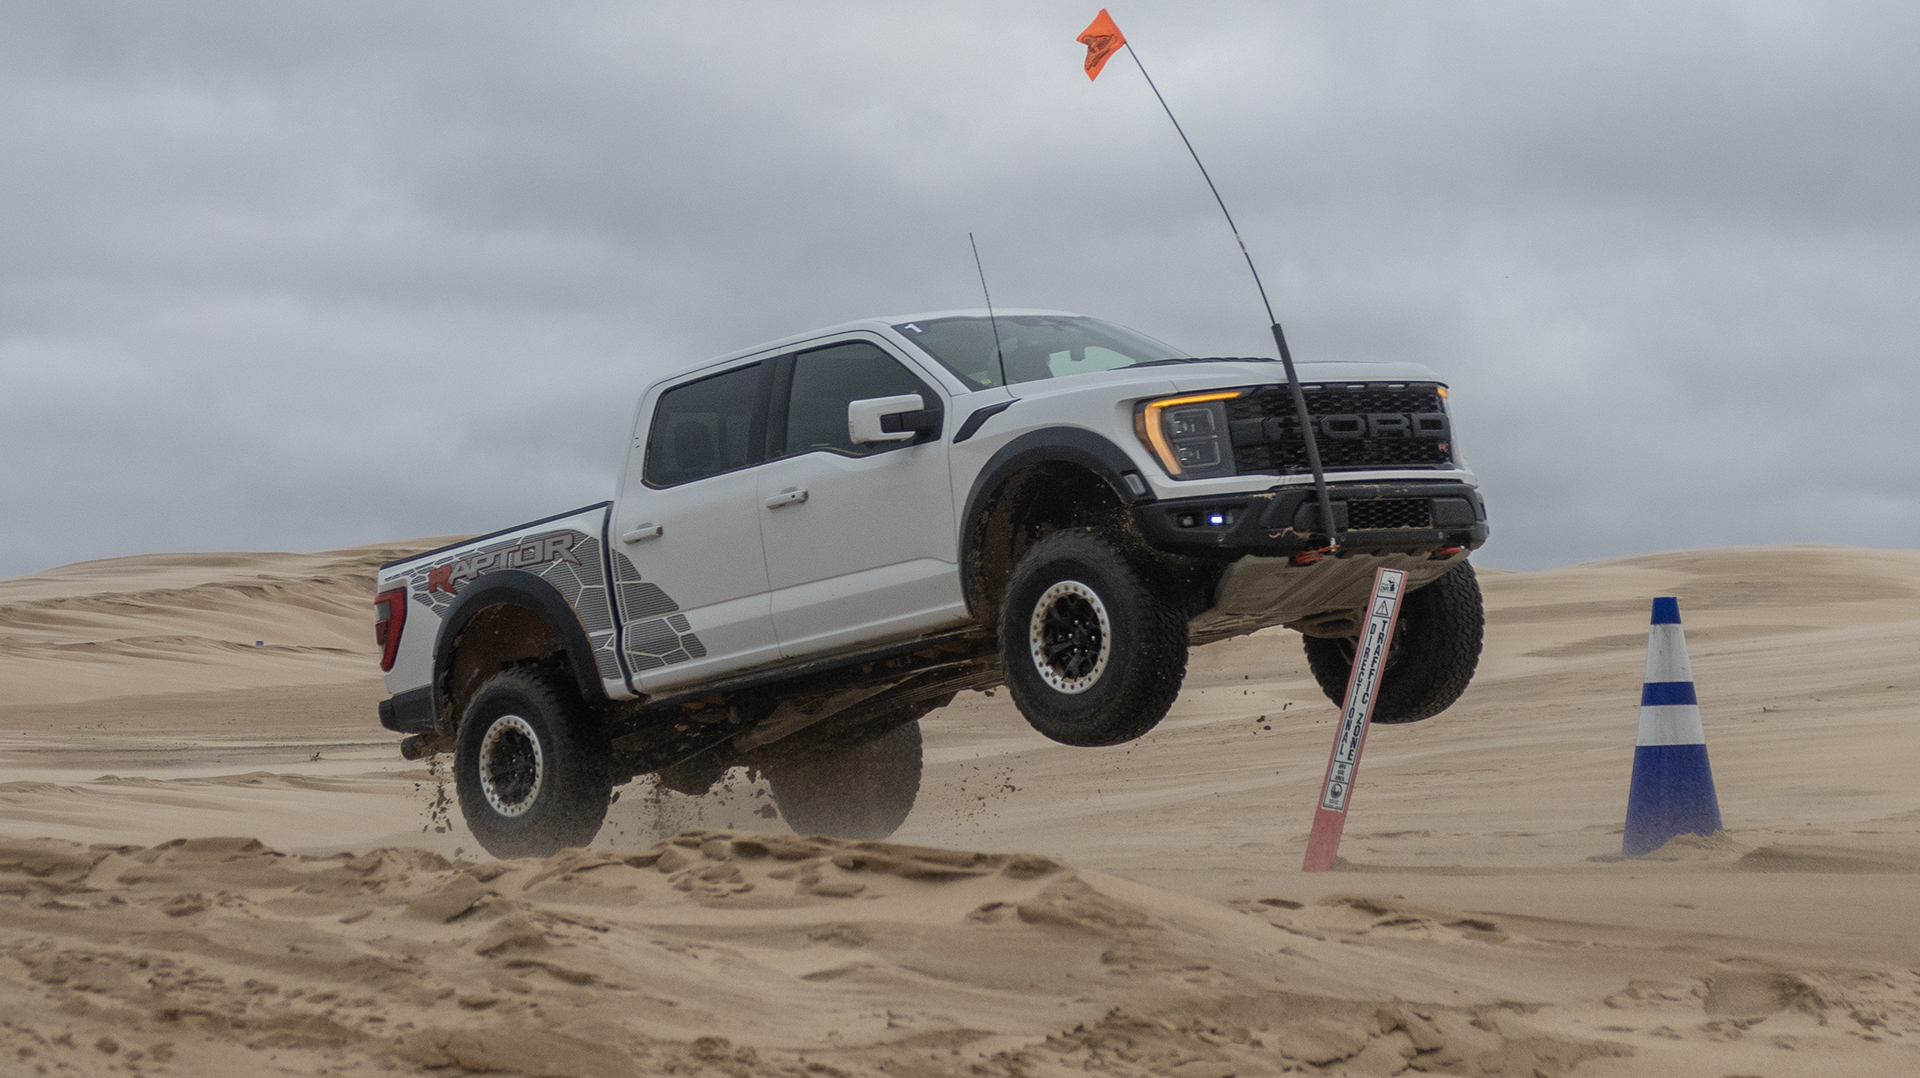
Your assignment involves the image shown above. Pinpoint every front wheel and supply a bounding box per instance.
[1302,560,1484,724]
[454,667,612,858]
[999,529,1189,747]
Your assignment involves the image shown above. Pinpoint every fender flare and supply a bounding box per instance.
[431,569,606,723]
[957,426,1155,612]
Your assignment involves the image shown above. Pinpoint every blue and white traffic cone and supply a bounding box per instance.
[1622,597,1723,857]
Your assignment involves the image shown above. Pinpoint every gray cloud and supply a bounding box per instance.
[3,0,1916,576]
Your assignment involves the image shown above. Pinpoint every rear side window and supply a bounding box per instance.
[645,363,764,487]
[782,342,939,457]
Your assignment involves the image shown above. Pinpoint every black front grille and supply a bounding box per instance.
[1347,498,1432,530]
[1226,383,1453,474]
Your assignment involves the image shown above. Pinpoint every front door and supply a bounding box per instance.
[756,338,967,658]
[613,360,780,691]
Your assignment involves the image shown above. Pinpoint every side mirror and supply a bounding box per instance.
[848,394,940,445]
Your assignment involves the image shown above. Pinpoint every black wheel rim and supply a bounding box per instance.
[1028,580,1112,694]
[1045,595,1102,677]
[478,713,544,817]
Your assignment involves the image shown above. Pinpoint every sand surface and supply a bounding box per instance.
[2,541,1918,1076]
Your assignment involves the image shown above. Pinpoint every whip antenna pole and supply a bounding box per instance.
[1084,11,1338,550]
[1124,47,1276,327]
[970,232,1011,390]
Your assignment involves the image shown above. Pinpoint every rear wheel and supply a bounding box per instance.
[764,719,923,840]
[999,529,1189,747]
[1302,561,1484,723]
[454,667,612,858]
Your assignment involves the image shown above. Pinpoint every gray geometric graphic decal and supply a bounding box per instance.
[407,528,623,683]
[612,551,708,672]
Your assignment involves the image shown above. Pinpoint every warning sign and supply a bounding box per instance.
[1304,567,1408,869]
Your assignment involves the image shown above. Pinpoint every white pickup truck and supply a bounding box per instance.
[374,310,1488,856]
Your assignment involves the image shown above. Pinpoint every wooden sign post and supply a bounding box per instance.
[1302,566,1408,872]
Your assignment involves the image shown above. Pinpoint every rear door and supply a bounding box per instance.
[754,337,967,658]
[612,360,780,691]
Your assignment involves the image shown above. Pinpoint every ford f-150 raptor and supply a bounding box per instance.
[374,310,1488,856]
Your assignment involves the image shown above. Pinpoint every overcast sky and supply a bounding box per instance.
[3,1,1915,578]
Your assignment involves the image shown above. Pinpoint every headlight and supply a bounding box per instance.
[1133,390,1244,480]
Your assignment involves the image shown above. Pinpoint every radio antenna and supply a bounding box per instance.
[1080,10,1339,550]
[969,232,1011,389]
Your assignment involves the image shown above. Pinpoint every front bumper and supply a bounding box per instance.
[1132,480,1489,558]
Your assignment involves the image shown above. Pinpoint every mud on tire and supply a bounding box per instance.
[1302,560,1484,724]
[999,529,1189,748]
[454,666,612,858]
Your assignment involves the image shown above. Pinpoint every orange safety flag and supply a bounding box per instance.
[1077,9,1127,80]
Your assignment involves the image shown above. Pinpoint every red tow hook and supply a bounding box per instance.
[1289,546,1335,566]
[1429,545,1465,560]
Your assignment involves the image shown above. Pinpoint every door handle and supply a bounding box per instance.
[620,524,664,543]
[764,487,809,509]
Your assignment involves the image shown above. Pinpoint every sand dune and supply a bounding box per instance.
[0,540,461,706]
[2,542,1919,1075]
[0,829,1670,1078]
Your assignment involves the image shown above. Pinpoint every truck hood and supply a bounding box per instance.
[1167,358,1445,393]
[987,358,1448,411]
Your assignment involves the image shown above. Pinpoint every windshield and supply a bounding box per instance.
[892,315,1190,389]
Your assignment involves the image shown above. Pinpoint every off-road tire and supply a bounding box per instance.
[764,719,923,840]
[1302,561,1484,724]
[999,529,1189,747]
[454,666,612,858]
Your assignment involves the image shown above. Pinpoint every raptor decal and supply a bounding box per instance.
[612,550,707,671]
[409,527,624,683]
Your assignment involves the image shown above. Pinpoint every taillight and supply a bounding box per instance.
[374,587,408,672]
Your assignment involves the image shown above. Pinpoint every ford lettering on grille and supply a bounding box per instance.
[1226,383,1455,474]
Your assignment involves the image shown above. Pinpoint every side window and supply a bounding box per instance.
[782,342,940,457]
[644,362,764,487]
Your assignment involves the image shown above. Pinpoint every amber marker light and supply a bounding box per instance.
[1134,390,1245,476]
